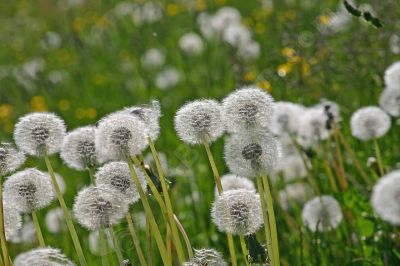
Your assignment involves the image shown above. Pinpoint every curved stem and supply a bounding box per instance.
[125,213,147,266]
[31,211,45,247]
[174,214,194,259]
[0,176,10,266]
[239,235,250,266]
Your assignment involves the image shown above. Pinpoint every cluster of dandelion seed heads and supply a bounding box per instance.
[14,247,75,266]
[224,133,280,177]
[269,101,306,136]
[3,168,55,213]
[3,201,22,240]
[297,107,330,147]
[350,106,391,141]
[222,87,274,133]
[371,170,400,225]
[95,113,149,163]
[60,126,98,170]
[45,207,65,234]
[0,142,26,176]
[302,195,343,232]
[212,189,263,235]
[215,173,255,196]
[384,61,400,88]
[379,87,400,117]
[95,161,147,204]
[14,112,66,156]
[183,248,227,266]
[73,186,129,230]
[174,99,225,144]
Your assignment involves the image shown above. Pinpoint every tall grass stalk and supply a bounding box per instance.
[106,228,124,266]
[125,213,147,266]
[174,214,194,259]
[239,235,250,266]
[31,211,45,247]
[0,176,10,266]
[99,229,109,266]
[373,139,384,176]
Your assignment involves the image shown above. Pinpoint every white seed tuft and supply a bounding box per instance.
[215,173,255,196]
[183,248,227,266]
[14,247,75,266]
[379,86,400,117]
[350,106,391,140]
[384,61,400,89]
[3,200,22,240]
[0,142,26,176]
[269,102,306,136]
[45,207,65,234]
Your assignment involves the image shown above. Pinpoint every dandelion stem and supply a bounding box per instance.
[125,213,147,266]
[374,139,384,176]
[44,155,87,266]
[31,211,45,247]
[99,229,109,266]
[127,158,170,266]
[239,235,250,266]
[146,217,152,266]
[174,214,194,259]
[0,254,4,266]
[0,176,10,266]
[166,224,172,265]
[106,228,124,266]
[88,168,95,184]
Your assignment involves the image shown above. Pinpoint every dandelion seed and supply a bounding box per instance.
[14,112,66,156]
[222,87,274,133]
[3,200,22,240]
[384,61,400,89]
[95,161,147,204]
[0,142,26,176]
[95,113,149,163]
[379,87,400,117]
[212,189,263,236]
[269,102,306,136]
[183,248,228,266]
[371,170,400,225]
[215,173,255,196]
[350,106,391,140]
[179,32,204,56]
[60,126,98,170]
[279,183,312,211]
[45,207,65,234]
[3,168,55,213]
[302,195,343,232]
[14,247,75,266]
[174,99,225,144]
[224,132,280,177]
[73,186,129,230]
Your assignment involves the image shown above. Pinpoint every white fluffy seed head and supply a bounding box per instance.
[379,87,400,117]
[3,168,56,213]
[95,161,147,205]
[215,173,255,196]
[297,107,331,147]
[88,230,114,255]
[223,23,251,47]
[0,142,26,176]
[60,126,98,170]
[384,61,400,88]
[274,154,309,182]
[179,32,204,56]
[174,99,225,144]
[371,170,400,225]
[302,195,343,232]
[14,112,67,156]
[279,183,312,211]
[224,133,280,178]
[183,248,227,266]
[14,247,75,266]
[45,207,65,234]
[212,189,263,235]
[141,48,165,69]
[316,98,342,123]
[350,106,391,141]
[3,200,22,240]
[95,113,149,163]
[269,101,306,136]
[222,87,274,133]
[73,186,129,230]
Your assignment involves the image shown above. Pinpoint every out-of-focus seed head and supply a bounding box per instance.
[3,168,56,213]
[14,112,66,156]
[371,170,400,225]
[61,126,98,170]
[3,200,22,240]
[45,207,65,234]
[179,32,204,56]
[95,161,147,204]
[269,102,306,136]
[95,113,149,163]
[297,107,331,147]
[0,142,26,176]
[8,220,35,244]
[73,186,129,230]
[212,189,263,235]
[350,106,391,141]
[215,173,255,196]
[302,195,343,232]
[222,87,274,133]
[279,183,312,211]
[174,99,225,144]
[274,154,309,182]
[183,248,228,266]
[316,98,342,124]
[14,247,75,266]
[379,87,400,117]
[384,61,400,88]
[88,230,114,255]
[224,133,280,178]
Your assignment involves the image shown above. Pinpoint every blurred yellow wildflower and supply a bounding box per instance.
[73,17,86,33]
[166,4,180,16]
[96,16,111,29]
[302,62,311,77]
[86,108,97,119]
[215,0,226,5]
[0,104,12,120]
[29,96,48,111]
[257,80,272,92]
[244,71,256,82]
[282,47,296,58]
[277,63,293,77]
[58,100,70,111]
[195,0,207,11]
[255,23,266,34]
[319,15,330,25]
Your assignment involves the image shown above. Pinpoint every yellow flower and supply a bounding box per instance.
[277,63,293,77]
[195,0,207,11]
[0,104,12,119]
[215,0,226,5]
[86,108,97,119]
[244,71,256,82]
[75,108,86,119]
[319,15,330,25]
[255,23,266,34]
[302,62,311,77]
[29,96,47,112]
[97,16,110,29]
[73,17,86,33]
[282,47,296,58]
[166,3,179,16]
[257,80,272,92]
[58,100,70,111]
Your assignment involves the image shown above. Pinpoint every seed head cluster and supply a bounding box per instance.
[0,142,26,176]
[14,247,75,266]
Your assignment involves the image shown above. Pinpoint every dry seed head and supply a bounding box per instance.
[183,248,228,266]
[384,61,400,88]
[14,247,75,266]
[215,173,255,196]
[379,87,400,117]
[269,102,306,136]
[0,142,26,176]
[350,106,391,140]
[3,200,22,240]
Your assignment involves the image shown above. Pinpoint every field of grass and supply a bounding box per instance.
[0,0,399,265]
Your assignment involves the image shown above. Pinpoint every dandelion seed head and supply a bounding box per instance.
[3,201,22,240]
[302,195,343,232]
[73,186,129,230]
[141,48,165,69]
[274,154,309,181]
[14,247,75,266]
[350,106,391,140]
[9,220,35,244]
[237,41,260,61]
[95,113,149,163]
[379,87,400,117]
[269,102,306,136]
[371,170,400,225]
[223,24,251,47]
[95,161,147,204]
[155,67,180,90]
[174,99,224,144]
[0,142,25,176]
[279,183,312,211]
[297,107,330,147]
[222,87,274,133]
[45,208,65,234]
[183,248,228,266]
[179,32,204,56]
[61,126,98,170]
[384,61,400,89]
[88,230,114,255]
[215,173,255,196]
[3,168,55,213]
[14,112,66,156]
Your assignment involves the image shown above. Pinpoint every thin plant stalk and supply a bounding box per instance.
[373,139,384,176]
[326,135,348,191]
[99,229,109,266]
[332,127,348,190]
[0,254,3,266]
[239,235,250,266]
[106,228,124,266]
[146,218,152,266]
[44,155,87,266]
[166,225,172,265]
[256,176,274,266]
[31,211,45,247]
[202,140,237,266]
[147,137,186,263]
[126,158,170,266]
[323,160,339,193]
[0,176,10,266]
[174,214,194,259]
[125,213,147,266]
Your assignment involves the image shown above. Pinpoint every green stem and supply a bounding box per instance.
[256,176,274,266]
[106,228,124,266]
[0,254,4,266]
[147,137,186,263]
[88,168,95,184]
[146,217,152,266]
[99,229,109,266]
[125,213,147,266]
[174,214,194,259]
[239,235,250,266]
[44,155,87,266]
[374,139,384,176]
[31,211,45,247]
[0,176,10,266]
[127,158,170,266]
[227,233,237,266]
